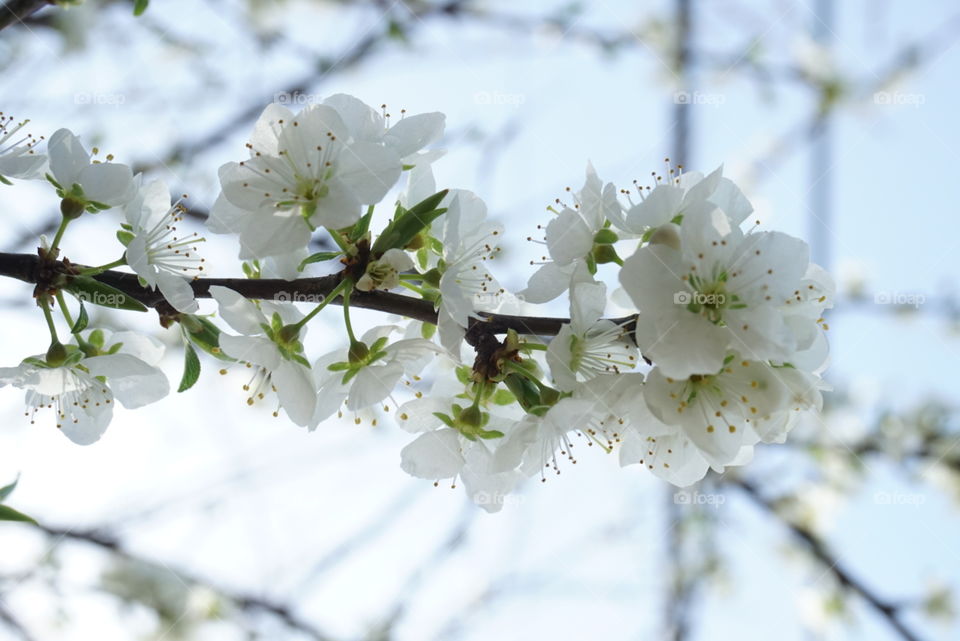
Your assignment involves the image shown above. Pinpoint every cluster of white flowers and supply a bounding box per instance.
[0,100,830,512]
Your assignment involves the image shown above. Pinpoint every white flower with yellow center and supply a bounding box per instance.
[210,286,316,426]
[0,331,168,445]
[621,202,811,379]
[123,179,205,313]
[208,100,403,259]
[546,280,637,391]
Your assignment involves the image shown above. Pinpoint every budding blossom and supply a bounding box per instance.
[0,100,830,510]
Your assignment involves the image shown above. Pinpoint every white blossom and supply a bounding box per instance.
[210,286,316,426]
[123,179,204,313]
[620,202,812,379]
[0,114,45,183]
[0,331,168,445]
[208,99,404,259]
[47,128,135,208]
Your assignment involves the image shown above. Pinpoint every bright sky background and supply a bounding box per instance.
[1,0,959,640]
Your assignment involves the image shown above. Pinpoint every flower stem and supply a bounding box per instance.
[55,291,75,328]
[49,217,70,253]
[342,281,358,344]
[40,297,59,344]
[399,281,425,296]
[291,279,350,331]
[79,257,126,277]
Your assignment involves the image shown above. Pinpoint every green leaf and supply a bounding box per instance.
[133,0,149,16]
[177,343,201,393]
[70,302,89,334]
[371,190,449,255]
[0,505,37,525]
[66,276,148,312]
[348,207,375,242]
[181,316,232,361]
[0,476,19,503]
[298,251,343,271]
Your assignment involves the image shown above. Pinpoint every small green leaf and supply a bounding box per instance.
[70,302,89,334]
[371,190,449,255]
[348,207,375,242]
[0,476,19,503]
[66,276,147,312]
[133,0,149,16]
[0,505,37,525]
[298,251,343,271]
[177,343,201,393]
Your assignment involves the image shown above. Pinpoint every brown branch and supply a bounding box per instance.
[0,0,53,31]
[734,478,928,641]
[29,522,339,641]
[0,251,629,340]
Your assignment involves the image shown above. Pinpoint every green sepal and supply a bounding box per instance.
[87,329,105,349]
[116,230,135,247]
[133,0,149,16]
[420,322,437,340]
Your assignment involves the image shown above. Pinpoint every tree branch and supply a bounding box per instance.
[0,251,622,340]
[0,0,52,31]
[734,478,928,641]
[29,522,339,641]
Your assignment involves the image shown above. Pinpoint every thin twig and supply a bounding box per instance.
[734,478,928,641]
